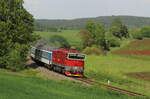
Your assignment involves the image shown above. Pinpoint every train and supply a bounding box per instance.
[30,46,85,77]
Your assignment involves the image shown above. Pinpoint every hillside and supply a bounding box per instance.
[35,16,150,30]
[113,39,150,55]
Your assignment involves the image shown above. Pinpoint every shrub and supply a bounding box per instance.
[0,44,26,71]
[108,37,121,47]
[6,49,26,72]
[140,26,150,38]
[132,32,144,40]
[130,29,144,40]
[83,45,104,55]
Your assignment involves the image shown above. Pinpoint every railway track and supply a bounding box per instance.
[75,78,146,97]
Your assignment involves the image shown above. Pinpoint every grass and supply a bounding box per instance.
[85,54,150,96]
[113,39,150,53]
[36,30,150,97]
[0,30,149,98]
[35,30,81,46]
[0,71,138,99]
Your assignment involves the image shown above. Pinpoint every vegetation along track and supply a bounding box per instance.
[74,78,146,97]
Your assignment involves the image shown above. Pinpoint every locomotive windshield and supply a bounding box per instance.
[68,53,85,60]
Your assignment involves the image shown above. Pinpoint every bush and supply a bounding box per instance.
[108,37,121,47]
[140,26,150,38]
[132,32,144,40]
[0,44,27,71]
[130,29,144,40]
[6,49,26,72]
[83,45,104,55]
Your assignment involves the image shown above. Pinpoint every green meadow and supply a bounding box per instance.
[0,71,137,99]
[85,54,150,96]
[35,30,81,46]
[35,30,150,97]
[1,30,148,99]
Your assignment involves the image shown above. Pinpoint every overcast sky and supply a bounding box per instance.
[24,0,150,19]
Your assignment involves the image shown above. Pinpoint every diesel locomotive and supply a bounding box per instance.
[30,46,85,77]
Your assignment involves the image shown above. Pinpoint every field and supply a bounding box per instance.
[85,54,150,96]
[34,30,150,96]
[1,30,150,99]
[85,39,150,96]
[35,30,81,47]
[0,70,136,99]
[113,39,150,55]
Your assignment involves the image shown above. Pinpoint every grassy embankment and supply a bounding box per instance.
[0,70,136,99]
[35,30,150,97]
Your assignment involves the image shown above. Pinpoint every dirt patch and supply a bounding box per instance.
[126,72,150,81]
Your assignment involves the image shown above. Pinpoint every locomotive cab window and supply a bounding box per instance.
[68,53,85,60]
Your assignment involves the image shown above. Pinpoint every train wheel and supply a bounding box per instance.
[48,65,53,70]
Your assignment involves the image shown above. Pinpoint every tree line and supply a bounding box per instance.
[34,16,150,30]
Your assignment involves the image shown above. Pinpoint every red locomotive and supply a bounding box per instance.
[31,46,85,77]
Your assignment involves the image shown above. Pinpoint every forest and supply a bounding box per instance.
[34,16,150,31]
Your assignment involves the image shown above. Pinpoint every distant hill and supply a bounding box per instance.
[35,16,150,30]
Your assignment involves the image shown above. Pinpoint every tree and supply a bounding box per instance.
[80,21,109,51]
[120,25,129,38]
[0,0,38,71]
[140,26,150,38]
[85,21,105,46]
[109,26,122,39]
[110,17,129,39]
[130,28,143,40]
[80,30,93,48]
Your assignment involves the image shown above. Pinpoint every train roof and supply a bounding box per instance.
[32,45,84,54]
[34,45,58,52]
[54,48,83,54]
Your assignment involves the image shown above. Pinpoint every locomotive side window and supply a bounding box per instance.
[68,54,85,60]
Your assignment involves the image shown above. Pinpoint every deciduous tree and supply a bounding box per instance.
[110,17,129,39]
[0,0,38,70]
